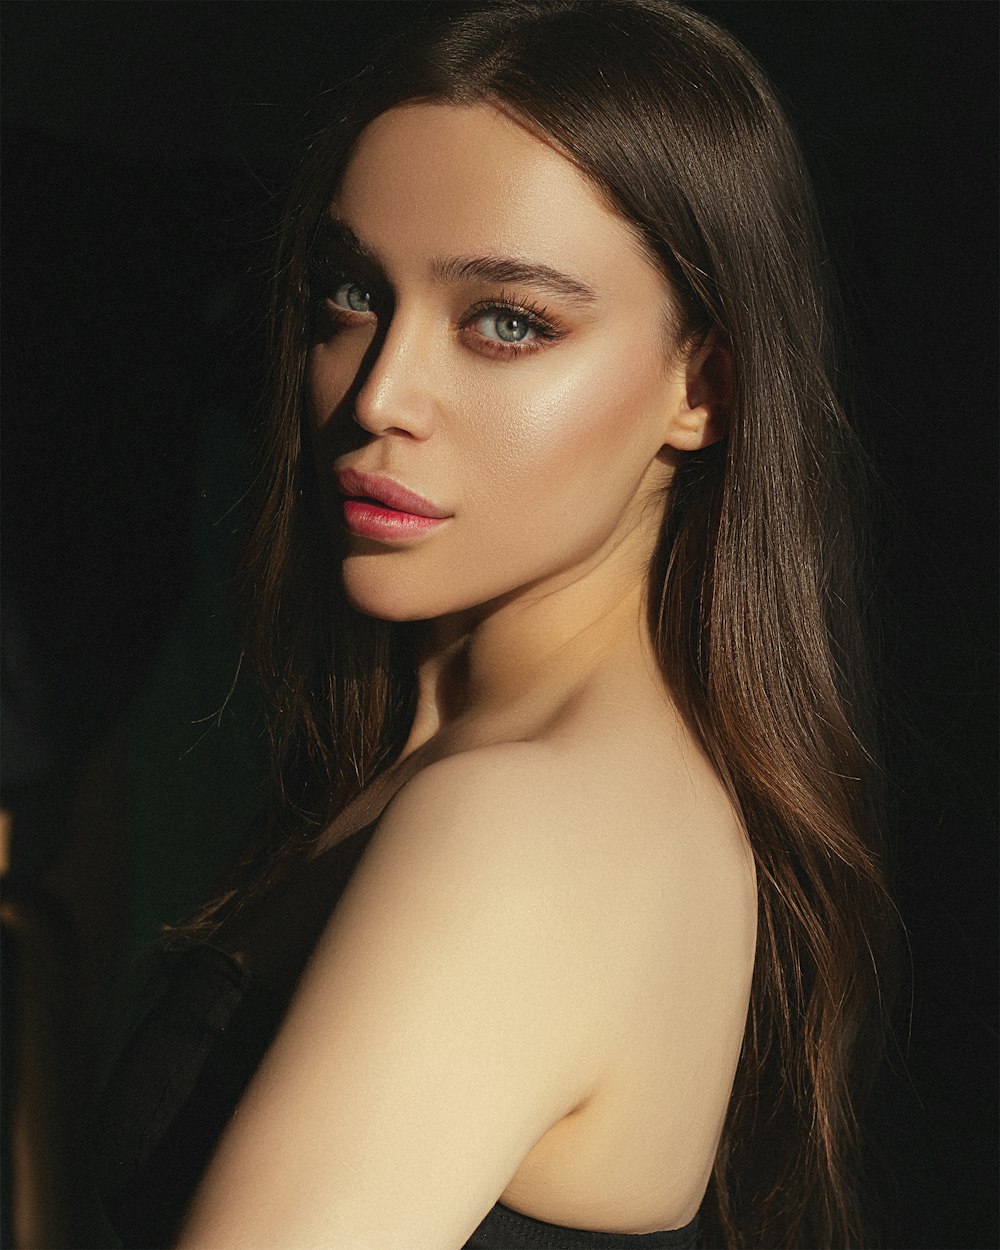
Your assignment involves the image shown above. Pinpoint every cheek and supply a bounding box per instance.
[306,345,351,425]
[457,346,661,507]
[306,343,375,475]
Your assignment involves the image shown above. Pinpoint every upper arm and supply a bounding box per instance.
[178,748,619,1250]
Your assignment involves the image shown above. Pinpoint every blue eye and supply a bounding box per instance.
[461,296,565,359]
[331,280,375,314]
[474,309,537,344]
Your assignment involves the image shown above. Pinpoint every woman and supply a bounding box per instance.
[96,2,894,1247]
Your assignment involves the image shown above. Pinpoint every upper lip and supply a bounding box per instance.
[335,468,451,519]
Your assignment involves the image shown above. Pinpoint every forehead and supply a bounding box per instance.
[331,101,663,295]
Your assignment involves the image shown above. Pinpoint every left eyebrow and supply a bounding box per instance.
[431,254,599,307]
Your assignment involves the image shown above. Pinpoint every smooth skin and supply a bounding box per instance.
[178,102,756,1250]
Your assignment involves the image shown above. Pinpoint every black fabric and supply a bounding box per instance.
[466,1201,699,1248]
[96,941,699,1249]
[96,944,284,1248]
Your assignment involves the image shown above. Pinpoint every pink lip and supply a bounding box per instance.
[335,468,451,541]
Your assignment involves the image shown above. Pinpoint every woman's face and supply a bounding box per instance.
[306,101,688,623]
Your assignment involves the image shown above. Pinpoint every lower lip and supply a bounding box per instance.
[341,499,448,541]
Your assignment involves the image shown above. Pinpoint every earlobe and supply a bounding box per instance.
[662,333,731,452]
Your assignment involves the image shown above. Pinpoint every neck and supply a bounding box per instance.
[400,556,655,759]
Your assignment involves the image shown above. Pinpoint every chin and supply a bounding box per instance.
[340,564,451,623]
[348,599,431,624]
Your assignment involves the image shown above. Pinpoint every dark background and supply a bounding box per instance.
[1,3,997,1248]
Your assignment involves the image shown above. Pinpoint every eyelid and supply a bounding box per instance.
[462,289,564,333]
[458,292,568,360]
[309,251,385,301]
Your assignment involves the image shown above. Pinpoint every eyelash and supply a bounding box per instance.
[461,291,565,359]
[309,265,566,360]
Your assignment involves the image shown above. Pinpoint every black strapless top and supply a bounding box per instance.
[97,916,699,1249]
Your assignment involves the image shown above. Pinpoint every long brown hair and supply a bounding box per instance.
[199,2,896,1245]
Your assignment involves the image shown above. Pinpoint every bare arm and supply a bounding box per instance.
[177,746,621,1250]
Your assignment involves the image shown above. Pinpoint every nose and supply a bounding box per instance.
[352,311,439,440]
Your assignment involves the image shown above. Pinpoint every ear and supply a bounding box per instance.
[660,331,731,453]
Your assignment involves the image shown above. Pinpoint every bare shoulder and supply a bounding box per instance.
[372,729,696,880]
[178,720,754,1247]
[368,705,753,962]
[320,734,634,964]
[357,740,617,924]
[180,748,708,1247]
[380,738,568,836]
[332,737,673,1009]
